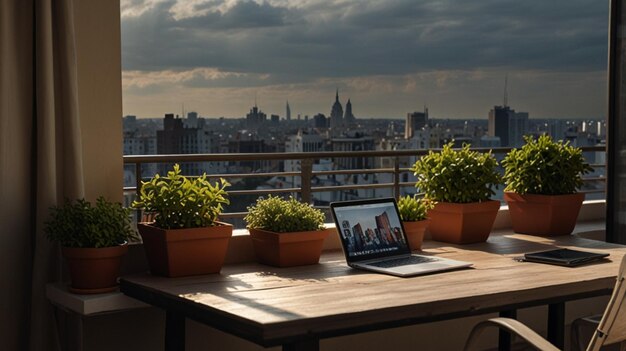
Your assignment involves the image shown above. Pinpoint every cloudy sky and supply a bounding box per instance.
[121,0,608,119]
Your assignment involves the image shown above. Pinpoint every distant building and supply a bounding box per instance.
[480,136,501,148]
[330,89,344,132]
[185,111,198,129]
[488,106,528,147]
[271,114,280,124]
[286,100,291,121]
[405,107,429,139]
[488,106,511,146]
[123,115,137,131]
[158,114,186,154]
[228,135,275,172]
[509,111,529,147]
[123,132,156,155]
[547,120,567,140]
[313,113,328,129]
[156,114,196,174]
[331,135,375,170]
[246,105,267,128]
[344,99,355,126]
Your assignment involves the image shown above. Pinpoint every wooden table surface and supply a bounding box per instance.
[121,231,625,348]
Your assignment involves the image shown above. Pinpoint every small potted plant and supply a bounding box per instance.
[502,135,593,236]
[244,196,331,267]
[411,142,501,244]
[397,195,435,250]
[132,164,232,277]
[45,197,137,294]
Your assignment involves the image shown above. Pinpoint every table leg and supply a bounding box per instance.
[498,309,517,351]
[283,339,320,351]
[165,311,185,351]
[548,302,565,349]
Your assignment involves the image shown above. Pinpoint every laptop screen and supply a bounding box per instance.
[330,198,412,262]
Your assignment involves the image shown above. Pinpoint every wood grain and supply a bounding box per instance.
[121,229,624,347]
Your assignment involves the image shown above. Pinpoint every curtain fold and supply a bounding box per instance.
[1,0,84,350]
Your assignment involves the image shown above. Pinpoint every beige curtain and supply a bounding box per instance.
[0,0,84,350]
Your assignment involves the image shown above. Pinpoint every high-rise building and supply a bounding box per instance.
[331,135,375,169]
[488,106,511,146]
[488,106,529,147]
[286,100,291,121]
[405,107,429,139]
[330,89,344,131]
[509,111,529,147]
[271,114,279,124]
[157,114,204,174]
[285,131,327,186]
[246,104,267,128]
[313,113,328,129]
[185,111,198,128]
[344,99,355,125]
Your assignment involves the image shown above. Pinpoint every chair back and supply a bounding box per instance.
[587,255,626,351]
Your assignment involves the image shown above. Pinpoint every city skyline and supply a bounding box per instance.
[121,0,607,119]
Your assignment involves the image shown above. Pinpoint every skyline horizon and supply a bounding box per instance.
[123,97,607,121]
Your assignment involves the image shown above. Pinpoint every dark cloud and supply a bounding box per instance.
[121,0,607,84]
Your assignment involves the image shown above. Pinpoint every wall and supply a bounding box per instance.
[74,0,123,202]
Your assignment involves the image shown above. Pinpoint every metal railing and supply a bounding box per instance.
[123,146,606,221]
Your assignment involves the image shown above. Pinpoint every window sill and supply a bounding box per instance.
[46,282,149,316]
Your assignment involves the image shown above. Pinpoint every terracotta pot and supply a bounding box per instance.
[137,222,233,277]
[504,192,585,236]
[248,228,332,267]
[62,244,128,294]
[428,200,500,244]
[402,220,429,250]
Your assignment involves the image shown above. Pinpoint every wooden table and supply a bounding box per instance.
[120,232,626,351]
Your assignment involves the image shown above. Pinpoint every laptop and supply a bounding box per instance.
[330,197,472,277]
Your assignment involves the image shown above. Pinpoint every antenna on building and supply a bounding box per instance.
[255,92,258,108]
[182,103,185,118]
[503,75,508,107]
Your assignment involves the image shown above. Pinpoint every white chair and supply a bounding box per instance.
[465,255,626,351]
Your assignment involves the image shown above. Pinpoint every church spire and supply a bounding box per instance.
[335,88,339,102]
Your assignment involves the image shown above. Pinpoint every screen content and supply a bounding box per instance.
[333,202,408,257]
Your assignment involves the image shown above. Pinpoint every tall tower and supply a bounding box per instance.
[488,76,528,147]
[286,100,291,121]
[330,89,344,131]
[488,106,511,146]
[405,106,429,139]
[344,99,355,124]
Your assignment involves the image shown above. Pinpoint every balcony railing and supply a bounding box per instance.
[123,146,606,225]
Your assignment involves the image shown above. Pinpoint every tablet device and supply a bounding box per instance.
[524,248,609,267]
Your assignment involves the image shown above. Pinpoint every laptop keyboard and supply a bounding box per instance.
[368,255,438,268]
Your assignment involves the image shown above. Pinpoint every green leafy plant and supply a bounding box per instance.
[45,197,137,248]
[132,164,230,229]
[411,142,501,203]
[502,135,593,195]
[245,196,325,233]
[397,195,435,221]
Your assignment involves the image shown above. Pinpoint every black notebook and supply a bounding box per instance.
[524,248,609,267]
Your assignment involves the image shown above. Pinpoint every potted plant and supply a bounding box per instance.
[45,197,137,294]
[132,164,232,277]
[244,196,331,267]
[411,142,501,244]
[397,195,435,250]
[502,135,593,236]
